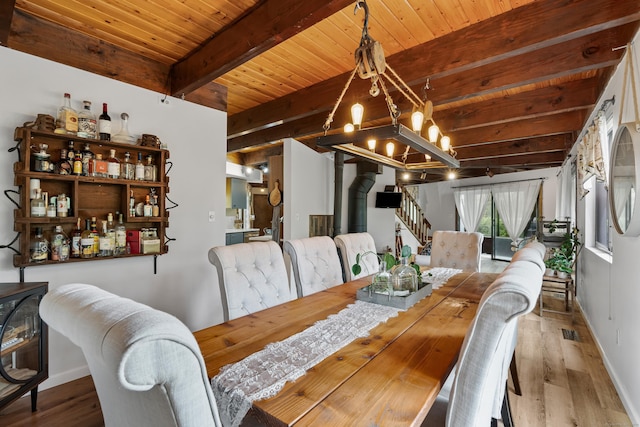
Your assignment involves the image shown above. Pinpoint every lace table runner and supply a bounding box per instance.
[422,267,462,290]
[211,300,402,427]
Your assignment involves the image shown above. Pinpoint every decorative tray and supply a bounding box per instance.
[356,281,432,310]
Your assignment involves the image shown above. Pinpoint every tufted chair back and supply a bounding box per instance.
[284,236,344,297]
[39,283,222,427]
[334,232,380,282]
[429,230,484,272]
[209,241,293,321]
[510,241,546,271]
[422,247,544,427]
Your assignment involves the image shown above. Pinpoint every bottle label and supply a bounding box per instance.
[99,236,113,250]
[108,163,120,178]
[77,118,97,138]
[65,112,78,133]
[72,236,81,256]
[116,230,126,247]
[81,238,94,257]
[135,164,145,180]
[99,119,111,135]
[30,240,48,262]
[31,205,46,217]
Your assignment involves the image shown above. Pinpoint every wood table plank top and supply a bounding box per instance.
[194,271,497,426]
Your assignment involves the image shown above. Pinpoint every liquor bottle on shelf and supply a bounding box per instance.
[99,220,113,257]
[129,190,136,217]
[114,213,126,256]
[71,217,82,258]
[152,194,159,217]
[73,149,83,176]
[31,188,46,217]
[143,194,153,217]
[121,152,135,180]
[77,101,97,139]
[92,154,108,178]
[56,193,69,217]
[135,152,145,181]
[54,93,78,135]
[99,103,111,141]
[55,148,72,175]
[80,219,94,259]
[50,225,69,262]
[144,154,157,181]
[91,217,100,256]
[107,149,120,179]
[30,227,49,263]
[106,213,116,252]
[81,143,94,176]
[46,197,56,218]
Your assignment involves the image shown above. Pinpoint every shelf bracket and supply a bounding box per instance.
[154,255,158,275]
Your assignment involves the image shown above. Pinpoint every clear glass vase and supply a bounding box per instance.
[391,257,418,293]
[370,260,392,296]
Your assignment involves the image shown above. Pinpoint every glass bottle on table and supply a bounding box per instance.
[80,219,94,259]
[391,255,418,294]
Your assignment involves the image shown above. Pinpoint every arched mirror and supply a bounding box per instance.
[609,123,640,236]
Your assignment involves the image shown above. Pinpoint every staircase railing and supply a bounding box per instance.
[395,186,430,245]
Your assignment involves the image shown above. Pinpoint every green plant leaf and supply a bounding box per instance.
[352,264,362,276]
[401,245,411,258]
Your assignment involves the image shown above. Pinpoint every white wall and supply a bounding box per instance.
[574,31,640,424]
[283,139,334,240]
[0,48,228,389]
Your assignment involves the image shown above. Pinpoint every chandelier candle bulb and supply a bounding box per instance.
[386,141,394,157]
[411,111,424,133]
[344,123,355,133]
[428,124,439,143]
[351,103,364,127]
[367,139,376,151]
[441,136,451,152]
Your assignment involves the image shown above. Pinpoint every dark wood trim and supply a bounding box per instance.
[0,0,15,46]
[170,0,353,95]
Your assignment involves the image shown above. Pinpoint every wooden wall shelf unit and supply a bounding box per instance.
[0,282,48,412]
[12,126,170,269]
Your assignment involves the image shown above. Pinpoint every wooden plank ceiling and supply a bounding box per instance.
[3,0,640,182]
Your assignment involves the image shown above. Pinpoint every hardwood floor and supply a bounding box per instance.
[0,259,633,426]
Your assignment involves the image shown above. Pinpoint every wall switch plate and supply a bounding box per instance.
[208,211,215,222]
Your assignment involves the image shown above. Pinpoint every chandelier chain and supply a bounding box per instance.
[323,66,360,134]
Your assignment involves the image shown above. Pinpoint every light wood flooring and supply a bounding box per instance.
[0,258,633,426]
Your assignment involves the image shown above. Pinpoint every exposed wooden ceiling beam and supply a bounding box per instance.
[8,10,170,94]
[460,151,566,168]
[0,0,15,46]
[449,110,587,146]
[170,0,353,95]
[438,78,600,131]
[227,0,640,138]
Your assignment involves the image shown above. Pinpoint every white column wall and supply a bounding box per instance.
[0,48,228,389]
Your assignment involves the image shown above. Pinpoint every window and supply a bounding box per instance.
[594,114,613,252]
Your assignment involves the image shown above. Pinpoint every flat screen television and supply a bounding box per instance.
[375,192,402,208]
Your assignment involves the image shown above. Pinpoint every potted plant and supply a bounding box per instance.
[544,256,557,276]
[545,227,582,278]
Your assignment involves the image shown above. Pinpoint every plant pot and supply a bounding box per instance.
[556,271,569,279]
[545,268,555,276]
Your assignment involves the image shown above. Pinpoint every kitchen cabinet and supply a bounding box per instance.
[0,282,48,412]
[11,126,170,268]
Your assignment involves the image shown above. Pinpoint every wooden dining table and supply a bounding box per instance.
[194,270,498,427]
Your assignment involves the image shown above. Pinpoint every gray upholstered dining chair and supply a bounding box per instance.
[415,230,484,272]
[334,232,380,282]
[283,236,344,297]
[422,247,543,427]
[39,283,222,427]
[209,240,294,321]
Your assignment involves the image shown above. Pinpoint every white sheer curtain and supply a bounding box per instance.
[491,180,542,250]
[454,186,491,232]
[555,163,572,221]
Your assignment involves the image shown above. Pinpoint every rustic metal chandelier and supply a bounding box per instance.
[316,0,459,170]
